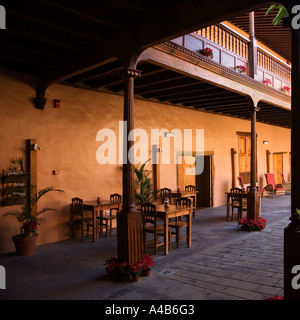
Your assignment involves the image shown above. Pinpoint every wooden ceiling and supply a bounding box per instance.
[230,6,292,63]
[0,0,292,128]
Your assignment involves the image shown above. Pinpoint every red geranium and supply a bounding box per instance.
[199,47,214,59]
[238,217,267,231]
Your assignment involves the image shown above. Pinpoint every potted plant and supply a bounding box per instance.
[282,85,290,94]
[4,158,64,256]
[263,78,272,86]
[198,47,214,59]
[139,254,154,276]
[105,256,143,282]
[235,65,247,74]
[134,159,156,207]
[237,217,267,231]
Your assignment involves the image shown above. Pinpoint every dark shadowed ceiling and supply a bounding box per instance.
[0,0,292,128]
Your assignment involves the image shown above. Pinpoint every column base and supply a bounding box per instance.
[117,208,144,264]
[246,191,260,221]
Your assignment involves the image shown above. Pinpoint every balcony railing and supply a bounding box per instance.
[171,23,291,95]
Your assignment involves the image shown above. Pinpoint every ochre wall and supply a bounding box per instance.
[0,70,291,253]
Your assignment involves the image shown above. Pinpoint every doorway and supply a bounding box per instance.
[273,152,283,184]
[195,155,213,208]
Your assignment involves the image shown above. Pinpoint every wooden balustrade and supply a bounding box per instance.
[197,24,248,60]
[172,23,292,92]
[257,49,291,82]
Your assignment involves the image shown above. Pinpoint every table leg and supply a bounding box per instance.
[188,210,192,247]
[226,194,230,221]
[164,214,168,255]
[93,208,97,242]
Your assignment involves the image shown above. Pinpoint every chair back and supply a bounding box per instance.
[72,197,83,222]
[185,185,195,192]
[176,197,191,208]
[141,203,157,224]
[230,188,243,201]
[265,173,276,186]
[160,188,171,203]
[110,193,121,203]
[237,176,244,188]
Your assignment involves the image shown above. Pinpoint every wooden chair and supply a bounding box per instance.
[168,197,190,248]
[184,185,196,217]
[281,173,291,191]
[71,197,93,242]
[160,188,172,204]
[98,193,121,237]
[230,188,247,221]
[185,185,195,192]
[141,203,170,254]
[264,173,286,198]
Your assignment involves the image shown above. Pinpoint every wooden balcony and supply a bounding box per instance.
[171,23,291,95]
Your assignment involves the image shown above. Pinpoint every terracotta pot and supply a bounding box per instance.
[12,234,38,256]
[131,275,140,282]
[142,268,151,276]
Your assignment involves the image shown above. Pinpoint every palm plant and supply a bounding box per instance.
[5,185,64,236]
[134,159,156,206]
[265,5,289,26]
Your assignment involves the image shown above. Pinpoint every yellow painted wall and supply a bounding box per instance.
[0,70,291,253]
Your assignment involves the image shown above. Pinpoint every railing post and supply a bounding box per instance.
[248,11,257,78]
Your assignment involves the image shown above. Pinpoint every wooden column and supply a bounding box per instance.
[266,150,271,173]
[117,67,144,265]
[26,139,38,214]
[248,11,257,78]
[247,101,260,221]
[231,148,237,188]
[284,11,300,300]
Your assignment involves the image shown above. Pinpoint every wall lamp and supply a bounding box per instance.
[263,141,269,145]
[31,143,42,151]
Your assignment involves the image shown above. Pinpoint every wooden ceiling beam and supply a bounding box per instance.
[40,0,131,31]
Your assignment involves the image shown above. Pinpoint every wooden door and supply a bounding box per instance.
[238,136,251,183]
[177,154,196,191]
[273,153,283,184]
[196,155,212,207]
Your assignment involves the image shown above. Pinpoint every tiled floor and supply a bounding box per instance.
[0,195,290,300]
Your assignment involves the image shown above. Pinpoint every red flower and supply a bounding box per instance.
[263,78,272,85]
[238,217,267,231]
[199,47,214,59]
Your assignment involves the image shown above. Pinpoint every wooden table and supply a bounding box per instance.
[171,190,198,217]
[83,200,121,242]
[156,204,192,255]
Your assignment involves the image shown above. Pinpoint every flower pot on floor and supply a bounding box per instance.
[12,234,38,256]
[142,268,151,276]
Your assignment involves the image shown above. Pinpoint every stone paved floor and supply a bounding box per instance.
[0,195,290,300]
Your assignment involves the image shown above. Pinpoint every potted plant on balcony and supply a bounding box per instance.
[282,86,290,94]
[5,184,64,256]
[198,47,214,59]
[263,78,272,86]
[235,65,247,74]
